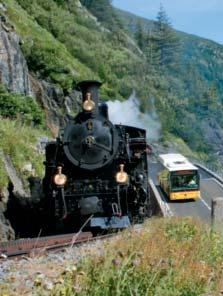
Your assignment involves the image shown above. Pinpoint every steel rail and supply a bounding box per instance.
[0,232,119,259]
[0,232,93,258]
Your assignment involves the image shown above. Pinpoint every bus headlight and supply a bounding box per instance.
[116,164,128,184]
[83,92,95,111]
[53,166,67,186]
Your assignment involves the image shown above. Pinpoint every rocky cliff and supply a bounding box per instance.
[0,18,41,241]
[0,16,32,96]
[0,18,30,241]
[0,11,81,240]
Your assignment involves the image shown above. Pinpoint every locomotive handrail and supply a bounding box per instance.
[82,137,112,152]
[128,137,147,142]
[93,141,112,152]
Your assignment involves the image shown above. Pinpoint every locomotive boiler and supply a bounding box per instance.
[43,80,150,231]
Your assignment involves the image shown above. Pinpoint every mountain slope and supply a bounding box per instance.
[115,7,223,97]
[1,0,223,167]
[115,7,223,164]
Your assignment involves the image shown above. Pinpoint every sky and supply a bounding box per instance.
[112,0,223,45]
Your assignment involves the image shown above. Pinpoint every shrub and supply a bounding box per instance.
[0,85,44,126]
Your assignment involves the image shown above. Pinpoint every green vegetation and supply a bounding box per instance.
[3,0,93,91]
[80,0,123,30]
[160,133,210,162]
[3,0,145,99]
[0,157,8,191]
[0,85,44,126]
[2,0,223,162]
[0,85,47,190]
[13,218,223,295]
[0,118,47,190]
[153,4,181,67]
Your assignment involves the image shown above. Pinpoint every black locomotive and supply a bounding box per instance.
[43,80,150,231]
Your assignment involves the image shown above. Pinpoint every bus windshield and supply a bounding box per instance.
[170,170,199,191]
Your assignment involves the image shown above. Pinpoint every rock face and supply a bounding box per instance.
[0,14,80,134]
[1,151,30,198]
[202,119,223,163]
[0,19,34,241]
[0,21,32,96]
[202,119,223,149]
[0,16,80,241]
[29,75,79,136]
[0,188,15,242]
[0,149,31,242]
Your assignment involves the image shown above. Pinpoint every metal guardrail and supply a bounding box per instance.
[195,163,223,185]
[148,178,173,217]
[184,154,223,183]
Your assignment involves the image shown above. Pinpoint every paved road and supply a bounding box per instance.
[149,161,223,223]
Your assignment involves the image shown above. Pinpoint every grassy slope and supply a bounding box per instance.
[2,0,223,165]
[1,217,223,295]
[71,218,223,295]
[3,0,94,90]
[46,218,223,295]
[3,0,147,99]
[0,118,47,189]
[0,86,48,190]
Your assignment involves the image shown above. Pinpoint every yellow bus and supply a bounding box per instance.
[158,154,200,200]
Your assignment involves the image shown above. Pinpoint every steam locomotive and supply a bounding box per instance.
[42,81,150,231]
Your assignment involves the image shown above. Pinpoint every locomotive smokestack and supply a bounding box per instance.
[77,80,102,112]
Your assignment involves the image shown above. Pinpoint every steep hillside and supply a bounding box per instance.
[115,7,223,164]
[2,0,148,98]
[1,0,223,164]
[115,7,223,103]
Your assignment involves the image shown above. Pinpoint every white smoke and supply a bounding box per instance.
[107,92,161,141]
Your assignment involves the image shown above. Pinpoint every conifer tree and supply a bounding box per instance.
[200,84,219,115]
[153,3,181,67]
[146,28,161,68]
[135,20,145,50]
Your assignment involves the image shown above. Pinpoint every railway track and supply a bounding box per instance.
[0,231,115,259]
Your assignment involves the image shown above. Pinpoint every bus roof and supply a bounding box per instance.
[158,153,198,172]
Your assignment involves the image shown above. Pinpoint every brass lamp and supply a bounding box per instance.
[116,164,128,184]
[53,166,67,186]
[83,92,95,111]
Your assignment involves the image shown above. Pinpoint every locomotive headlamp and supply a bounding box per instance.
[53,166,67,186]
[83,92,95,112]
[116,164,128,184]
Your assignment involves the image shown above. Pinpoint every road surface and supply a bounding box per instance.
[149,161,223,223]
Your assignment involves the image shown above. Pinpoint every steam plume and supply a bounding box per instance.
[107,92,161,141]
